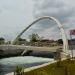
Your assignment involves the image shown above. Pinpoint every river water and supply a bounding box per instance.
[0,56,54,75]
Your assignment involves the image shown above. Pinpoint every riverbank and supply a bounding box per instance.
[7,59,75,75]
[6,60,55,75]
[0,45,62,57]
[0,56,54,75]
[24,59,75,75]
[0,50,55,59]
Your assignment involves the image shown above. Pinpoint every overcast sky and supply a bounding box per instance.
[0,0,75,41]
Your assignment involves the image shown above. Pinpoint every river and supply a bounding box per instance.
[0,49,74,75]
[0,56,54,75]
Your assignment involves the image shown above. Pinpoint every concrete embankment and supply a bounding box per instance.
[0,48,55,58]
[0,49,24,58]
[0,45,32,57]
[0,45,56,58]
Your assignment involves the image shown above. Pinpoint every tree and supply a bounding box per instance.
[5,41,11,44]
[57,39,63,45]
[29,33,40,43]
[0,37,5,45]
[16,38,27,45]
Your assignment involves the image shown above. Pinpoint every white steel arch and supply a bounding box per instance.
[13,16,69,54]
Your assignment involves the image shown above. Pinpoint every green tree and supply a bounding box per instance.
[5,41,11,44]
[15,38,27,45]
[29,33,40,43]
[57,39,63,45]
[0,37,5,45]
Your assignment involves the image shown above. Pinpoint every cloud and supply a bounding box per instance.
[33,0,75,39]
[0,0,34,41]
[0,0,75,41]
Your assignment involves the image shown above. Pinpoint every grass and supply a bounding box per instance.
[14,66,24,75]
[14,59,75,75]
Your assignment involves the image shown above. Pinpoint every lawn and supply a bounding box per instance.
[14,59,75,75]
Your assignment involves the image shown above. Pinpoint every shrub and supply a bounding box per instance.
[14,66,24,75]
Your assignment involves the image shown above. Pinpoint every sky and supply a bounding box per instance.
[0,0,75,41]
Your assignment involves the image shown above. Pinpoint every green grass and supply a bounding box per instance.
[14,59,75,75]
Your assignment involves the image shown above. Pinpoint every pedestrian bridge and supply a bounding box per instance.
[12,16,69,55]
[0,16,69,56]
[0,45,62,56]
[0,45,62,52]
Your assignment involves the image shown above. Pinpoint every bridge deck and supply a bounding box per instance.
[0,45,63,52]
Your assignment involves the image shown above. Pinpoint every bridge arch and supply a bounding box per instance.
[13,16,69,54]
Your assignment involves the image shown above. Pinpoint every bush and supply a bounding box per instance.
[14,66,24,75]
